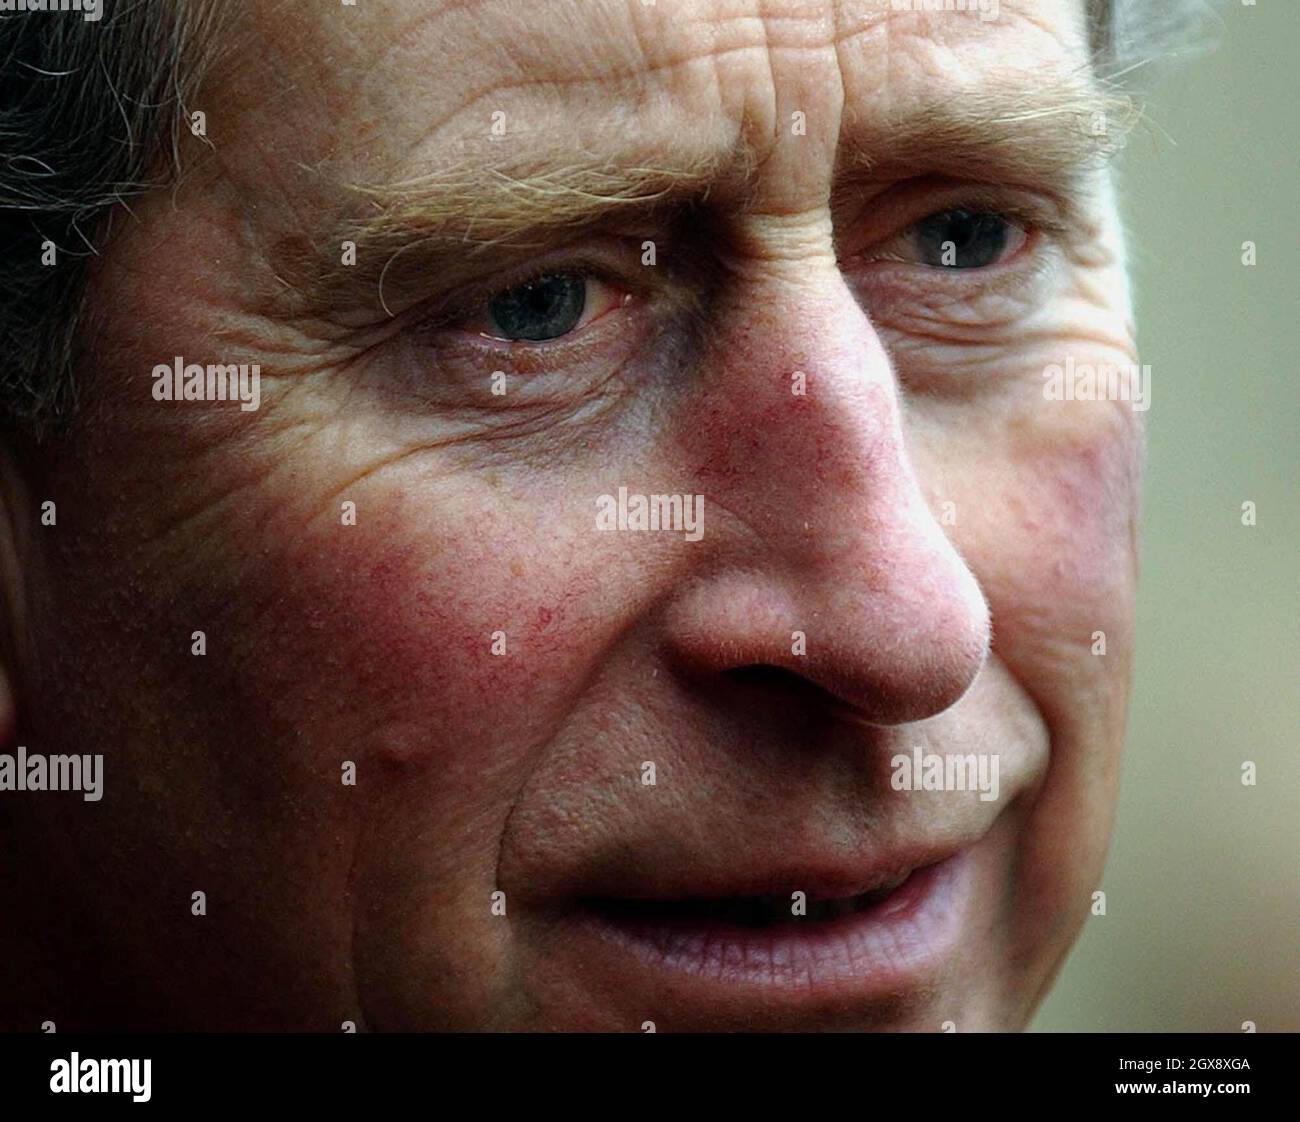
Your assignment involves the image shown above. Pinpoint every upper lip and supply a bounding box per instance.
[574,843,970,905]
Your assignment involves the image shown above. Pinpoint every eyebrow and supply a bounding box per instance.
[837,68,1134,185]
[288,68,1133,319]
[315,158,725,317]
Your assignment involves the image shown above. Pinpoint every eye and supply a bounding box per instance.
[487,273,584,340]
[906,209,1025,269]
[474,272,623,342]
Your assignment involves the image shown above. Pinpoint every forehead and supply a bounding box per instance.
[228,0,1093,192]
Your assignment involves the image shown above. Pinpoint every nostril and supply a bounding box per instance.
[722,664,831,709]
[728,665,806,690]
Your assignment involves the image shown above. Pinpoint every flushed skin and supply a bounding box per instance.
[0,0,1141,1031]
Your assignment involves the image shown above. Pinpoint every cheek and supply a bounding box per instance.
[913,395,1141,750]
[959,401,1141,652]
[245,490,606,771]
[1019,419,1137,591]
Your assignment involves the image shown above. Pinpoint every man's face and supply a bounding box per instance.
[14,0,1141,1030]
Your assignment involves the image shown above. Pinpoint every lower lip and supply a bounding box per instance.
[576,851,972,1001]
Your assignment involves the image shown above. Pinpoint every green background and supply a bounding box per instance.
[1031,1,1299,1032]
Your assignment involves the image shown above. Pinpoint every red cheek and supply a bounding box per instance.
[1033,430,1140,596]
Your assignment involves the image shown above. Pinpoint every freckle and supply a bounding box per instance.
[510,560,524,578]
[863,563,889,594]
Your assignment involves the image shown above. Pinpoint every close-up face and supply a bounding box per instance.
[3,0,1145,1031]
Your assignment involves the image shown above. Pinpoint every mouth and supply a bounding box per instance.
[588,867,918,929]
[572,849,972,1002]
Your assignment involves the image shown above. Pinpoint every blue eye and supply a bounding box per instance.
[487,273,587,340]
[912,209,1012,269]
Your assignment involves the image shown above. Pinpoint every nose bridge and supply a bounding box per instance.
[686,247,924,545]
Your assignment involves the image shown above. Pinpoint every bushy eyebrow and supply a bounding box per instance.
[290,67,1134,318]
[836,69,1135,186]
[333,159,725,315]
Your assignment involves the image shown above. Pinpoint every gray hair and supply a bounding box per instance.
[0,1,228,433]
[1088,0,1222,84]
[0,0,1219,436]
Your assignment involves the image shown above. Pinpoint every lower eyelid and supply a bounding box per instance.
[430,296,648,382]
[855,242,1060,324]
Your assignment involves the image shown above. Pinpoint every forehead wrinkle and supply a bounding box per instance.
[331,70,1125,269]
[828,1,1128,184]
[282,3,1126,313]
[369,0,687,124]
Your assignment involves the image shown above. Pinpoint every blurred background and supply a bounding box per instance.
[1031,1,1299,1031]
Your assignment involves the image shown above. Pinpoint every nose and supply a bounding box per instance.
[661,254,990,726]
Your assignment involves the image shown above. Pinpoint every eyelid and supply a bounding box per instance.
[458,274,629,342]
[920,193,1071,241]
[869,209,1031,269]
[412,240,653,339]
[840,179,1072,256]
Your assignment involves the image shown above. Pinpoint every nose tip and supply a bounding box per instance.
[792,548,991,725]
[848,569,991,725]
[661,546,991,728]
